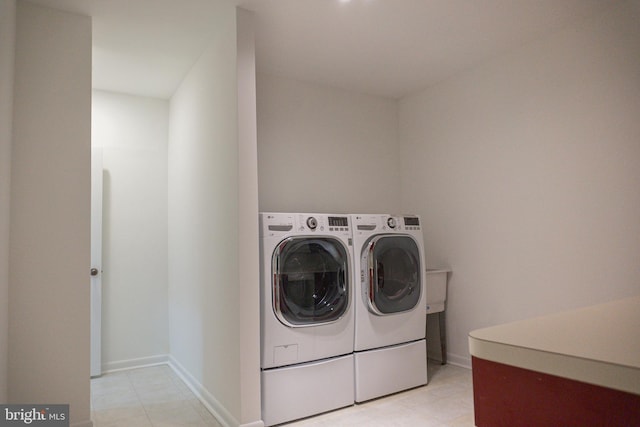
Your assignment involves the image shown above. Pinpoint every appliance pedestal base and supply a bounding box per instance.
[261,354,354,426]
[354,340,427,403]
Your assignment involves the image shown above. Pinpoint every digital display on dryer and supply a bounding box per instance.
[404,217,420,226]
[328,216,349,227]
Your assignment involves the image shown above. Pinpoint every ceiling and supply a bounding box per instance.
[28,0,615,99]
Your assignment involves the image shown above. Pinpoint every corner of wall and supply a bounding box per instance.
[167,1,243,424]
[0,0,17,403]
[236,6,262,426]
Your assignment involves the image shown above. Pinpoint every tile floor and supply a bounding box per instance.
[91,361,474,427]
[91,364,222,427]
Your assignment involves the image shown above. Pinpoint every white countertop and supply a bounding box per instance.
[469,295,640,395]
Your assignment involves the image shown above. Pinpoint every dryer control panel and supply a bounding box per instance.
[353,214,421,234]
[403,216,421,231]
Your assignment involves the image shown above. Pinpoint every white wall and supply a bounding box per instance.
[0,0,16,402]
[92,90,169,370]
[256,73,401,214]
[399,0,640,367]
[168,3,260,426]
[9,2,92,425]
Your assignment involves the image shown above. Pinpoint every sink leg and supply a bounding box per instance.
[439,310,447,365]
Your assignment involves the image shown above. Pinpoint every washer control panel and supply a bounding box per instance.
[261,213,352,237]
[296,215,351,233]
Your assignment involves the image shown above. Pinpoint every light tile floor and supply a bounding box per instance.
[91,364,223,427]
[91,361,474,427]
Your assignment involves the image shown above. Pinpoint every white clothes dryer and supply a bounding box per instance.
[351,214,428,402]
[260,213,355,426]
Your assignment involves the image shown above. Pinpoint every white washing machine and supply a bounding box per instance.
[351,214,428,402]
[260,213,355,426]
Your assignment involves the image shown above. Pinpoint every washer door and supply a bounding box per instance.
[272,237,350,327]
[363,235,421,315]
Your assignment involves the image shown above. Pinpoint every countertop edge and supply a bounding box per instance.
[469,334,640,395]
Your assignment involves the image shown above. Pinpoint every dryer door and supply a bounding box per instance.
[272,237,350,327]
[363,235,421,315]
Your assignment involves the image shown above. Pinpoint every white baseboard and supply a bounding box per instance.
[168,356,243,427]
[240,421,265,427]
[446,352,472,369]
[101,354,169,374]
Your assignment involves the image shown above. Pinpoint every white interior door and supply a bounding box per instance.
[90,147,103,377]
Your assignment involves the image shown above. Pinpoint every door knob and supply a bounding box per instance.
[90,268,99,276]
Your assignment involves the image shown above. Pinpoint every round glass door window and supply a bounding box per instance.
[364,235,421,314]
[272,237,350,327]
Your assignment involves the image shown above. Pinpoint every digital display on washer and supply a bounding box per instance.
[328,216,349,227]
[404,217,420,226]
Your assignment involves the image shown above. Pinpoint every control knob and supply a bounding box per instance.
[307,217,318,230]
[387,217,397,229]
